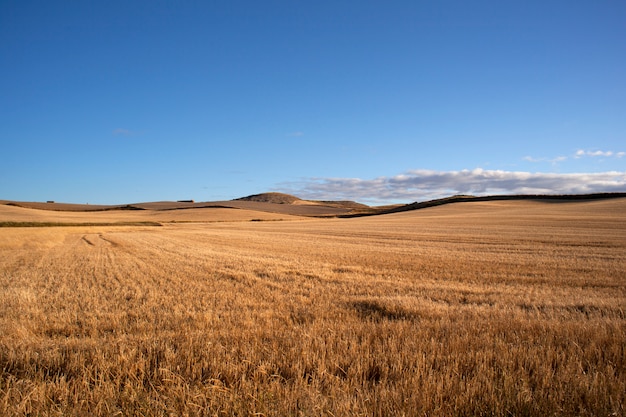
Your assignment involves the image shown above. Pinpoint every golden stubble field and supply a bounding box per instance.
[1,199,625,416]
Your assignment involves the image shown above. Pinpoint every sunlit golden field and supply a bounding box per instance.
[1,199,625,416]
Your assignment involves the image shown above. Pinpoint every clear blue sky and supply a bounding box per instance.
[2,1,625,204]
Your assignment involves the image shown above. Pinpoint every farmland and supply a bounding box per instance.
[1,198,625,416]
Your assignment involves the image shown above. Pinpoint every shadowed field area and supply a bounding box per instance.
[1,198,625,415]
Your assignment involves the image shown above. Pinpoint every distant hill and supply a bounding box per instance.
[234,192,302,204]
[234,192,370,209]
[2,201,144,212]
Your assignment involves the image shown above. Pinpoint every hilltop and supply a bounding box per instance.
[234,192,302,204]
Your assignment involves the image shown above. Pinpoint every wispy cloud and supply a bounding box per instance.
[575,149,625,158]
[113,128,132,136]
[277,169,626,204]
[523,155,567,164]
[286,131,304,138]
[525,149,625,164]
[113,128,143,137]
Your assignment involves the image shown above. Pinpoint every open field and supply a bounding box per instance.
[0,203,305,225]
[1,198,625,415]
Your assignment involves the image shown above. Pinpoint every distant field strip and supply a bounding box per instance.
[0,199,625,416]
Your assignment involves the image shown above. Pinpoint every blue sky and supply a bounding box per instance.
[1,1,625,204]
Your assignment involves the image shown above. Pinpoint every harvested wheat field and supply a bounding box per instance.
[1,198,625,416]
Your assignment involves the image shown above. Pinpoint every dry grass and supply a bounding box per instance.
[1,199,625,416]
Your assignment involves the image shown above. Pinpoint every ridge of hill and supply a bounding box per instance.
[338,192,626,217]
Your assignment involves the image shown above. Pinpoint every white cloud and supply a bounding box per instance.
[588,150,612,157]
[277,169,626,204]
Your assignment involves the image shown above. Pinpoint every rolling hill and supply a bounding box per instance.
[2,192,626,225]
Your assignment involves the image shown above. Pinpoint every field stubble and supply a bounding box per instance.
[0,200,625,416]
